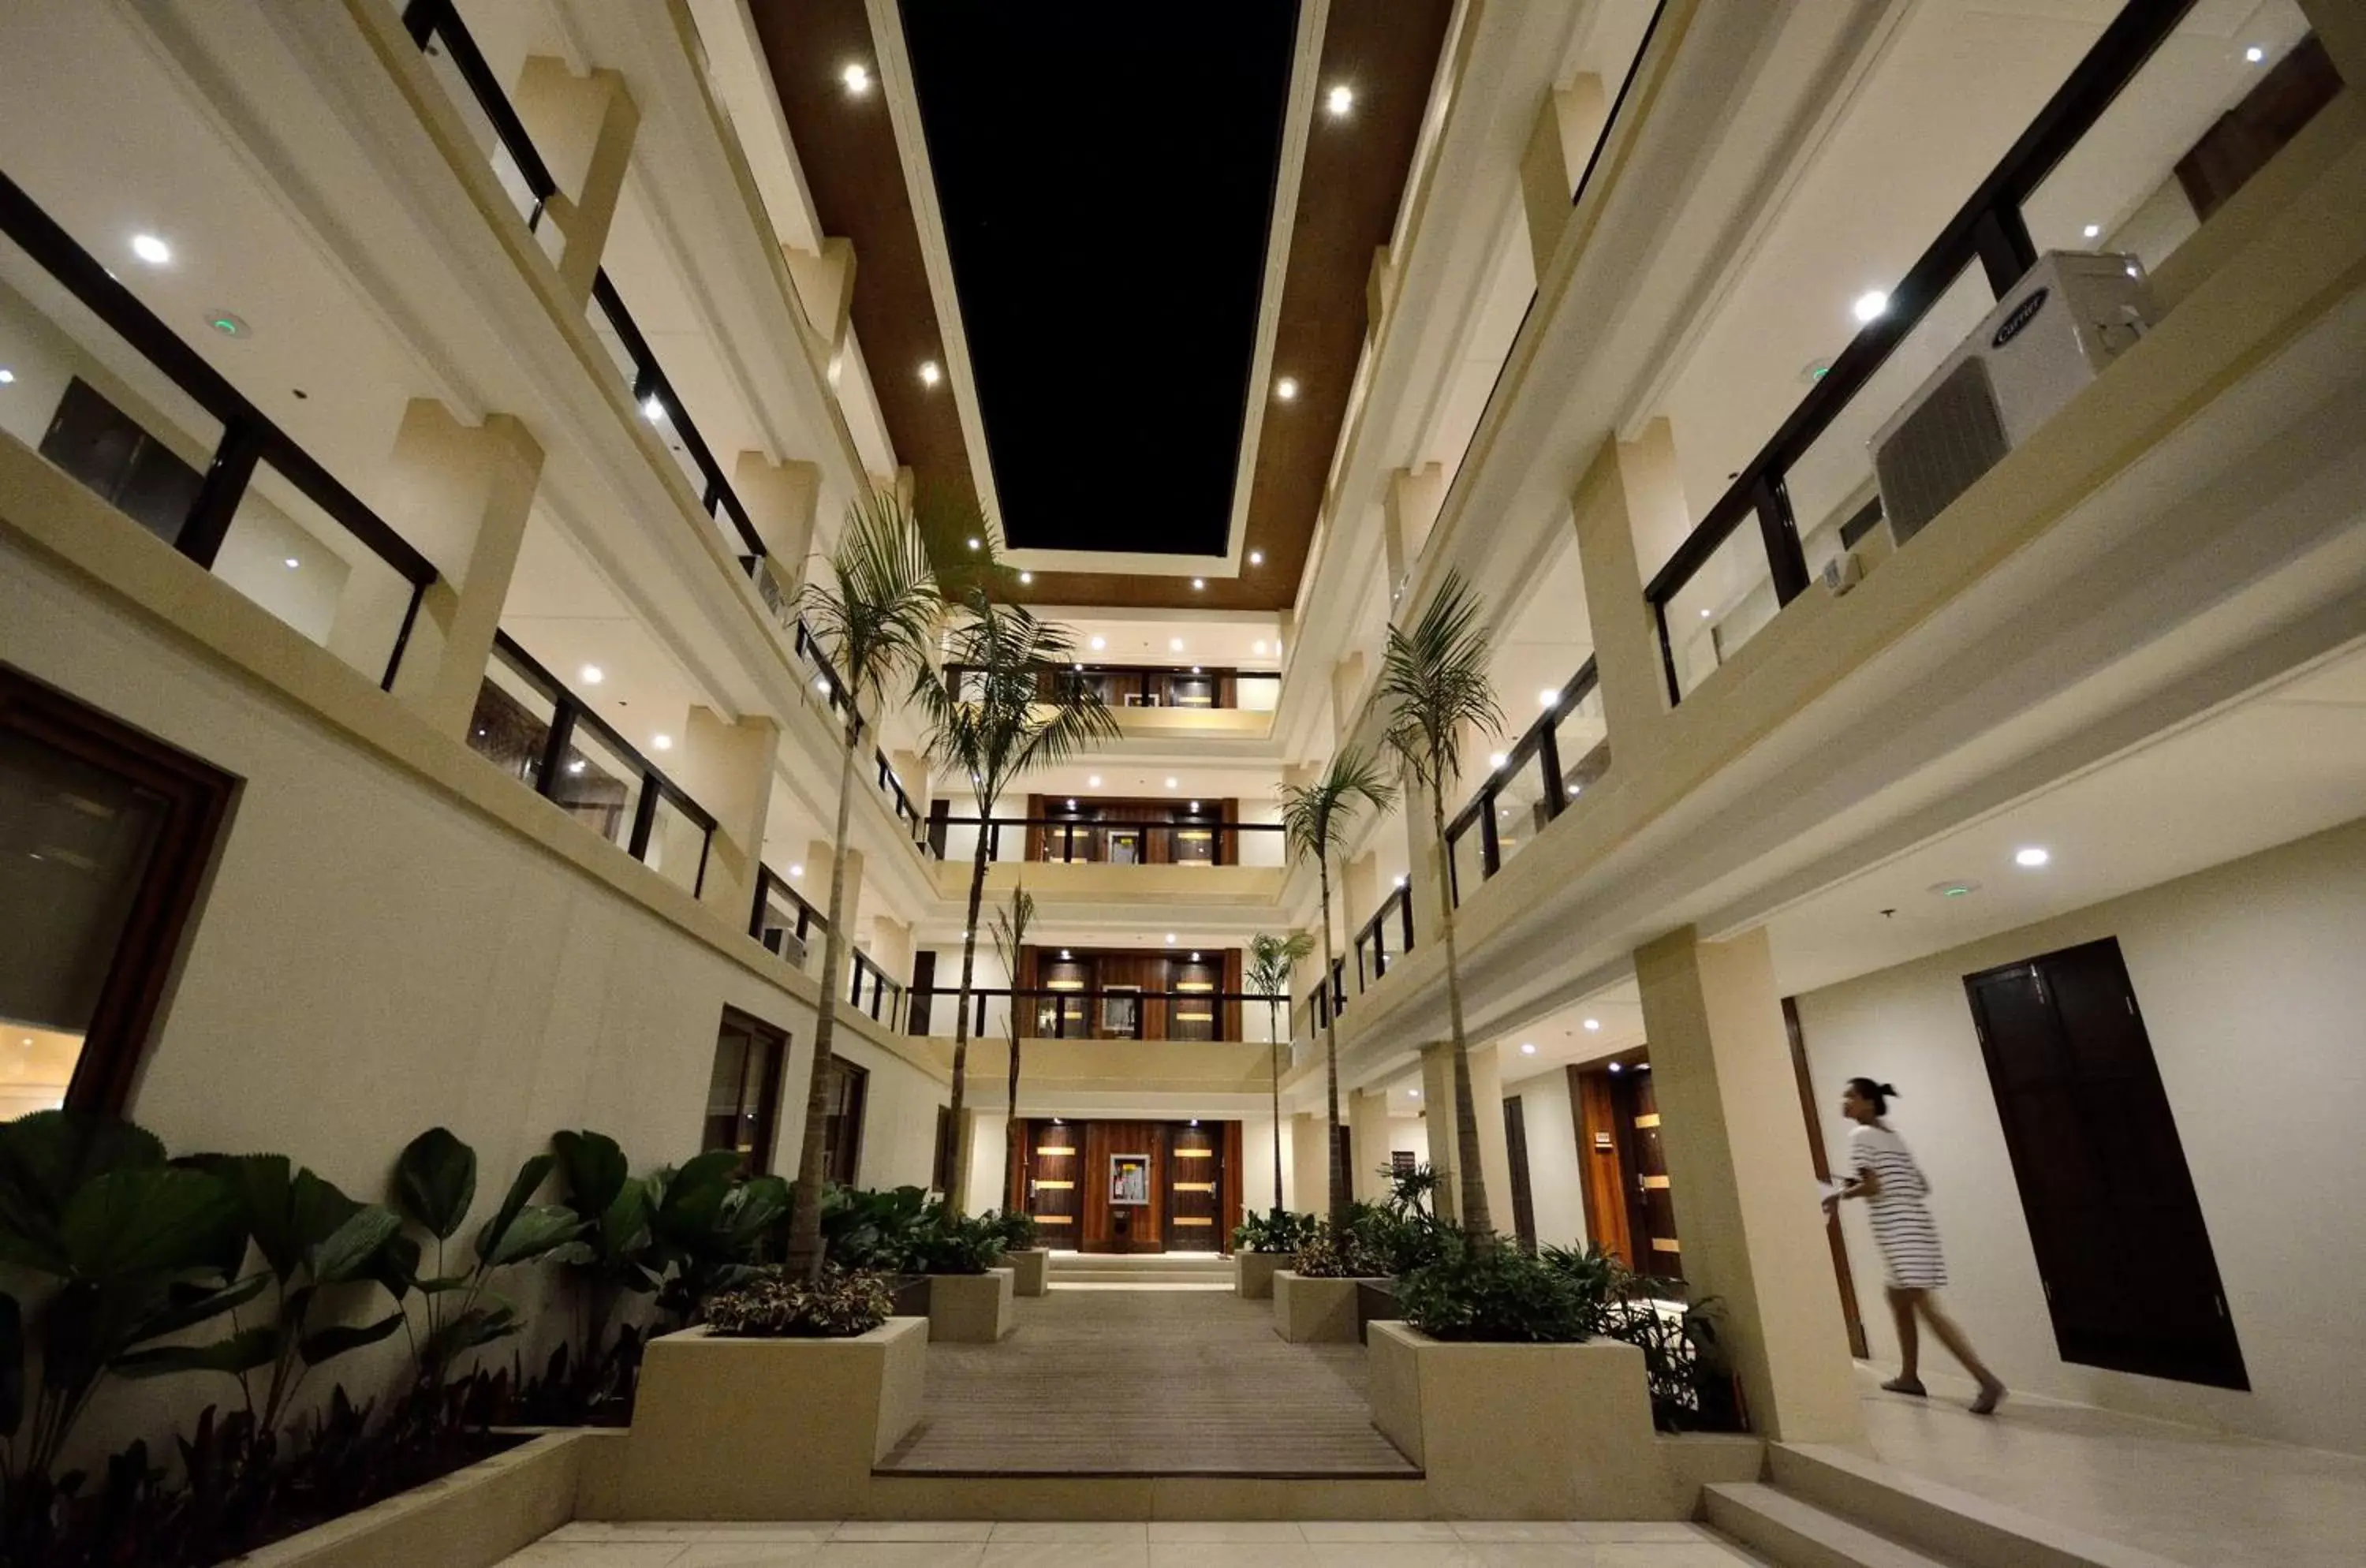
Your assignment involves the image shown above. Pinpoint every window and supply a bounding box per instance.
[0,665,233,1114]
[702,1008,788,1173]
[822,1055,867,1187]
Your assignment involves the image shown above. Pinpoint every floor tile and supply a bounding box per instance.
[503,1545,690,1567]
[833,1522,996,1542]
[667,1546,822,1568]
[1563,1524,1712,1543]
[693,1525,839,1542]
[1451,1521,1583,1542]
[1148,1542,1319,1567]
[1297,1520,1465,1541]
[987,1521,1150,1541]
[1463,1547,1603,1568]
[979,1541,1150,1567]
[1592,1544,1762,1567]
[809,1546,986,1568]
[1146,1521,1308,1542]
[1305,1544,1482,1568]
[545,1524,711,1543]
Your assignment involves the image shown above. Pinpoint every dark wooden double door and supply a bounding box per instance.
[1011,1118,1241,1253]
[1569,1062,1684,1281]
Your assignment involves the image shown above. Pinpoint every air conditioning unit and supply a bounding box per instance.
[1872,251,2153,546]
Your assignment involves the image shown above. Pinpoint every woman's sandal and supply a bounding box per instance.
[1971,1378,2007,1416]
[1879,1376,1928,1396]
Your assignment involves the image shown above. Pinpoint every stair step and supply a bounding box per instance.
[1704,1483,1950,1568]
[1770,1445,2182,1568]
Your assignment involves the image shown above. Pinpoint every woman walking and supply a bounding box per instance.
[1827,1077,2006,1415]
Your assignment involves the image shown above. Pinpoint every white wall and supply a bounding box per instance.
[1504,1069,1589,1251]
[1794,815,2366,1454]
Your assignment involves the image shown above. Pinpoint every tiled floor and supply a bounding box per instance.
[501,1521,1765,1566]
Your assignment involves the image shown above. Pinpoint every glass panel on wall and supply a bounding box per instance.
[643,790,707,895]
[1237,673,1281,712]
[218,459,416,685]
[1449,814,1489,905]
[552,722,638,848]
[468,650,557,786]
[1171,819,1216,866]
[1550,682,1611,806]
[1491,756,1553,872]
[702,1010,786,1173]
[1660,522,1780,700]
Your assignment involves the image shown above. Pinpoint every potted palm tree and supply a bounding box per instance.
[780,492,946,1278]
[912,599,1118,1213]
[1377,569,1506,1238]
[991,882,1051,1296]
[1237,929,1315,1301]
[1278,750,1396,1226]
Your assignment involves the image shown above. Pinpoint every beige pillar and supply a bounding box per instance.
[1520,77,1610,277]
[1418,1046,1456,1204]
[1383,464,1446,591]
[783,237,856,368]
[1349,1088,1391,1205]
[379,400,544,738]
[674,707,779,922]
[1342,850,1381,943]
[1290,1111,1328,1214]
[868,913,913,991]
[1366,243,1397,347]
[2300,0,2366,83]
[1570,424,1685,749]
[890,749,930,816]
[732,453,820,578]
[1468,1043,1514,1234]
[1634,925,1864,1443]
[1330,651,1366,745]
[1420,1042,1507,1228]
[512,56,640,307]
[1402,777,1450,957]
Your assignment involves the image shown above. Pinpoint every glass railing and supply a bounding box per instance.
[468,632,716,894]
[1353,886,1416,991]
[946,662,1281,713]
[1643,5,2338,702]
[1446,660,1604,905]
[749,862,825,975]
[909,988,1284,1045]
[0,174,439,692]
[930,814,1286,869]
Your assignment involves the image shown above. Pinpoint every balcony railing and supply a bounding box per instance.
[750,861,826,969]
[469,632,715,895]
[929,815,1286,868]
[0,173,440,692]
[1354,885,1417,991]
[946,662,1281,713]
[1446,659,1606,905]
[909,988,1286,1045]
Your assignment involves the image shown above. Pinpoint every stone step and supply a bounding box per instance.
[1048,1251,1232,1275]
[1767,1445,2183,1568]
[1704,1483,1952,1568]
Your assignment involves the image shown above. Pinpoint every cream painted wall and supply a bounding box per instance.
[1504,1069,1589,1251]
[1794,814,2366,1454]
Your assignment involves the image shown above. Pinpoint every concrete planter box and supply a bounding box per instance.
[230,1431,588,1566]
[1235,1250,1289,1299]
[620,1319,927,1518]
[1368,1321,1675,1518]
[1007,1247,1051,1297]
[1272,1270,1385,1342]
[927,1266,1016,1342]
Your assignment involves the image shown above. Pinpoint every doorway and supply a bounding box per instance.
[1568,1056,1683,1279]
[1963,937,2248,1390]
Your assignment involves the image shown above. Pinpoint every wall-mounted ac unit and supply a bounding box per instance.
[1872,251,2153,546]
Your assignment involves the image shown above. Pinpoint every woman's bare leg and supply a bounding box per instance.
[1884,1286,1924,1391]
[1916,1294,2006,1412]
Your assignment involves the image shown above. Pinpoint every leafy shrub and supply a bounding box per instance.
[1290,1217,1394,1278]
[1232,1208,1317,1253]
[815,1182,930,1271]
[703,1267,891,1338]
[1542,1242,1739,1432]
[903,1202,1006,1275]
[1397,1241,1592,1342]
[983,1208,1039,1252]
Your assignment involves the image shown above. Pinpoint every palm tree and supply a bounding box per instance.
[913,601,1118,1212]
[991,882,1036,1211]
[1377,569,1506,1238]
[1246,930,1316,1213]
[1278,749,1397,1227]
[780,491,946,1277]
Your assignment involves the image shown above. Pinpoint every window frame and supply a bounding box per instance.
[702,1006,790,1174]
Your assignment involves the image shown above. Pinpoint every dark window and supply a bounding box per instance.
[822,1056,868,1187]
[702,1008,788,1174]
[37,378,203,547]
[0,665,233,1114]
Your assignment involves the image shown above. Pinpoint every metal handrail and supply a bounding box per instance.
[909,987,1275,1043]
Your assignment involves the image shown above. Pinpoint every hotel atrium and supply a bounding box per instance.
[2,2,2363,1564]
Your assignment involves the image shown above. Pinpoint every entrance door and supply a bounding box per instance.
[1024,1118,1083,1246]
[1614,1065,1683,1282]
[1166,1122,1222,1250]
[1964,938,2247,1389]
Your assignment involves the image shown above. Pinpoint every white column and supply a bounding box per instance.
[675,707,779,922]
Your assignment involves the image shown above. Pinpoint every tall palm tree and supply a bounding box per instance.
[913,601,1118,1212]
[1278,749,1396,1227]
[780,491,946,1277]
[991,882,1036,1212]
[1378,569,1506,1238]
[1246,930,1316,1213]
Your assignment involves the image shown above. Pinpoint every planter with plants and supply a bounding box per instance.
[621,1267,924,1519]
[1230,1208,1315,1300]
[906,1202,1013,1342]
[986,1209,1048,1297]
[1272,1220,1392,1343]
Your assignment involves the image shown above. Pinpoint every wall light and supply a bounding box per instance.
[1192,578,1205,590]
[131,233,172,265]
[1018,570,1033,584]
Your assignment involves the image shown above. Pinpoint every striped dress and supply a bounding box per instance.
[1851,1122,1946,1290]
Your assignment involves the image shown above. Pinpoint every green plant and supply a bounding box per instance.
[1369,1166,1461,1275]
[703,1267,891,1338]
[1231,1208,1317,1254]
[915,599,1118,1212]
[544,1129,658,1414]
[0,1111,256,1543]
[786,491,955,1277]
[1378,568,1507,1238]
[902,1200,1006,1275]
[991,882,1036,1211]
[1290,1216,1393,1279]
[644,1151,788,1326]
[983,1209,1039,1253]
[387,1127,584,1394]
[1245,931,1315,1210]
[815,1182,931,1271]
[1398,1243,1591,1343]
[130,1155,407,1440]
[1278,749,1398,1226]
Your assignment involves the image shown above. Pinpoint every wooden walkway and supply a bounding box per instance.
[877,1287,1419,1477]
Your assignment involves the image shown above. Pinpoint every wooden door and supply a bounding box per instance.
[1024,1118,1083,1246]
[1502,1097,1538,1252]
[1166,1122,1222,1250]
[1083,1120,1168,1253]
[1614,1066,1684,1282]
[1570,1066,1634,1267]
[1964,938,2248,1389]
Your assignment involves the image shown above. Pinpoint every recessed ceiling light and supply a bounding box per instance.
[207,312,248,338]
[283,556,300,569]
[2014,846,2051,868]
[1190,666,1202,674]
[815,676,831,693]
[1165,777,1178,789]
[1190,951,1201,961]
[1252,640,1267,655]
[1583,1017,1601,1032]
[842,62,871,94]
[1165,932,1176,944]
[1170,637,1185,651]
[1538,688,1558,707]
[1407,1088,1420,1099]
[1088,775,1101,787]
[2244,44,2265,63]
[0,369,14,384]
[2082,223,2102,240]
[1274,376,1298,402]
[1393,874,1407,887]
[1852,289,1889,324]
[1018,570,1033,584]
[131,233,172,265]
[580,665,604,685]
[651,734,673,751]
[1488,752,1507,768]
[641,395,665,422]
[1521,1042,1536,1055]
[967,536,981,551]
[1608,1062,1623,1073]
[1326,84,1354,117]
[789,863,804,876]
[1089,635,1106,650]
[567,760,586,775]
[919,360,941,386]
[1189,798,1200,809]
[1192,578,1205,590]
[1700,607,1714,618]
[1249,549,1264,565]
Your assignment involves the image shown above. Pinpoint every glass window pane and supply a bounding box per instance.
[1662,523,1778,699]
[1491,756,1553,871]
[643,791,707,894]
[218,460,418,685]
[1551,681,1611,807]
[470,651,556,786]
[1449,812,1489,905]
[553,724,638,847]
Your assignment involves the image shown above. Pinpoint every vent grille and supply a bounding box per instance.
[1875,357,2008,544]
